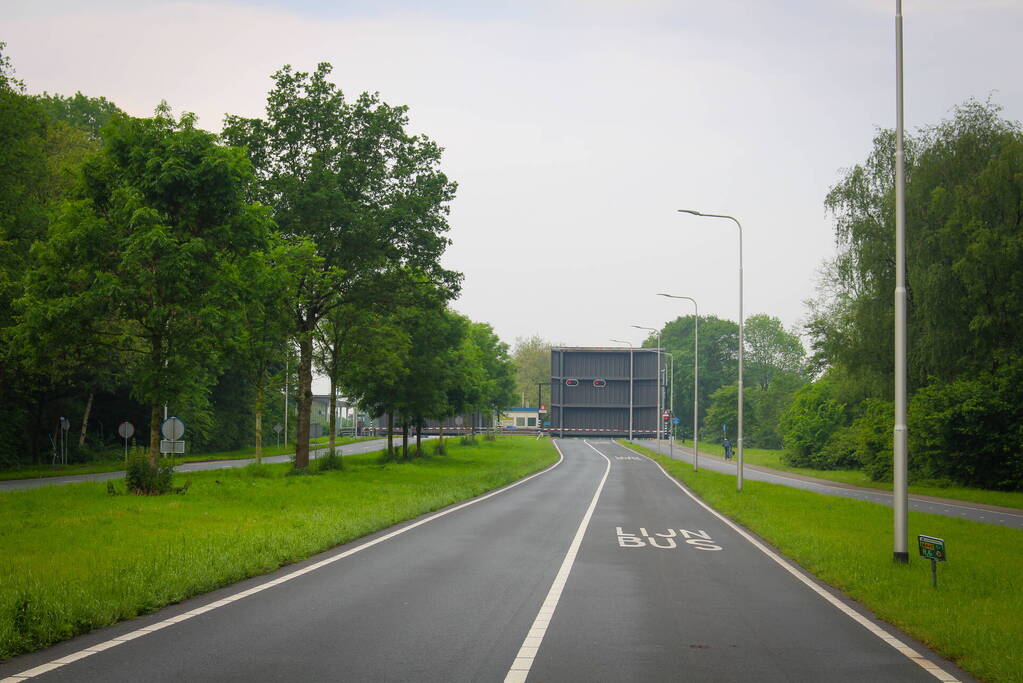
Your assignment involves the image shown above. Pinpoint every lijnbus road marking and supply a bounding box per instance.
[504,440,611,683]
[615,526,722,550]
[614,441,960,683]
[0,445,566,683]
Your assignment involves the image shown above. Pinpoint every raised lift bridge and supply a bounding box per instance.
[550,346,666,438]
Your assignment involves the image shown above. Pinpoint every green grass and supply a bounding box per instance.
[0,436,557,659]
[626,440,1023,683]
[675,439,1023,510]
[0,435,377,482]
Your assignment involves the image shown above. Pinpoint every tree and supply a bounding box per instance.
[743,314,806,391]
[223,63,460,469]
[512,335,554,408]
[466,321,517,422]
[19,106,273,463]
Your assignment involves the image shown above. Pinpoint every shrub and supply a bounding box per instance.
[847,399,895,479]
[779,380,848,468]
[124,453,174,495]
[317,449,343,472]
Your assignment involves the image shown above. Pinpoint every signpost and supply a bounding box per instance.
[160,417,186,456]
[273,423,283,448]
[918,535,946,587]
[57,416,70,465]
[118,421,135,461]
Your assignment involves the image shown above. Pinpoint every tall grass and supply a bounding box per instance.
[627,440,1023,683]
[0,437,557,659]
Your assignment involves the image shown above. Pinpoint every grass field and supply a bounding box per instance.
[0,436,557,659]
[0,435,376,482]
[675,439,1023,511]
[628,440,1023,683]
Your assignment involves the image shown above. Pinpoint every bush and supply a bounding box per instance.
[316,449,343,472]
[847,399,895,479]
[909,371,1023,490]
[779,380,848,468]
[124,453,174,495]
[459,435,477,446]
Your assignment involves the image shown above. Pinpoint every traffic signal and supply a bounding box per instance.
[592,378,606,388]
[565,378,579,387]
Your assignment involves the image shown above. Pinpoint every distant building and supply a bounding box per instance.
[500,407,539,430]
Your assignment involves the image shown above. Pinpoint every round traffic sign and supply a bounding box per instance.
[118,421,135,439]
[59,416,70,431]
[161,416,185,441]
[454,416,464,427]
[273,423,283,434]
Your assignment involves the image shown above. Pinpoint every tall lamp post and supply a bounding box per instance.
[610,339,634,440]
[662,351,674,459]
[659,293,700,471]
[678,209,745,491]
[893,0,909,563]
[632,325,663,448]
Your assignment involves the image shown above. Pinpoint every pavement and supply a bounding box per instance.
[638,439,1023,530]
[0,439,974,682]
[0,437,422,492]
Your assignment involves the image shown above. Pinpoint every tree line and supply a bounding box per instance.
[0,47,515,471]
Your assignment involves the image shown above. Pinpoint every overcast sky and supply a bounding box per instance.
[4,1,1022,357]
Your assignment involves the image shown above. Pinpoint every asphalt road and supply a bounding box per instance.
[642,440,1023,530]
[0,437,416,492]
[0,439,970,682]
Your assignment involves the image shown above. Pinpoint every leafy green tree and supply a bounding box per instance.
[34,91,123,140]
[512,334,554,408]
[19,107,273,463]
[223,63,460,469]
[744,314,806,391]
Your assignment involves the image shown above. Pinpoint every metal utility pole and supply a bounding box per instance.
[893,0,909,563]
[660,294,700,471]
[632,325,662,446]
[678,209,744,491]
[611,339,634,439]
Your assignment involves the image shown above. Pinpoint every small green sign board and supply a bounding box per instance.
[918,535,946,562]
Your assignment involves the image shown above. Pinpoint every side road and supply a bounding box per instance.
[637,439,1023,530]
[0,437,424,492]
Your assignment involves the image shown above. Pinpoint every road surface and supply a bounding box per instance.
[0,439,970,682]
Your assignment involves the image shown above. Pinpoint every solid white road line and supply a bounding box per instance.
[0,445,565,683]
[616,441,960,683]
[504,440,611,683]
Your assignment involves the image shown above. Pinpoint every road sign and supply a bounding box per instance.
[59,416,70,431]
[160,440,185,454]
[118,421,135,439]
[455,416,464,427]
[918,535,946,562]
[161,417,185,441]
[273,423,283,434]
[918,534,946,588]
[672,417,681,425]
[543,421,551,427]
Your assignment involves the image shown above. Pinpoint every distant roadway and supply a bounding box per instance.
[0,437,413,492]
[0,439,971,682]
[640,439,1023,530]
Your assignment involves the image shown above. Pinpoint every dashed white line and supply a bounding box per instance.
[504,440,610,683]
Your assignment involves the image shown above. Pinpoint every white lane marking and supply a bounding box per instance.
[504,440,611,683]
[1,447,565,683]
[615,442,960,683]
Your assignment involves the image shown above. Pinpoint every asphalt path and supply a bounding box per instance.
[0,438,971,682]
[0,437,419,492]
[643,440,1023,530]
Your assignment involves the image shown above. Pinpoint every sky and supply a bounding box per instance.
[4,0,1022,358]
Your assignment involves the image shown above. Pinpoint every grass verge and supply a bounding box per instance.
[0,436,377,482]
[0,436,557,660]
[627,440,1023,683]
[675,439,1023,510]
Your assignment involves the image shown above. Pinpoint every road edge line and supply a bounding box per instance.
[504,439,611,683]
[615,440,960,683]
[0,443,564,683]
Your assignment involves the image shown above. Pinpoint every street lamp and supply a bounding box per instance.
[610,339,634,440]
[893,0,909,563]
[662,351,674,459]
[678,209,745,492]
[659,293,700,472]
[631,325,663,448]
